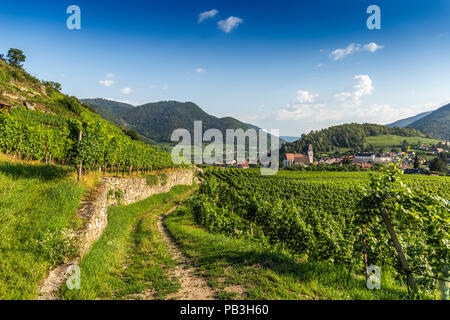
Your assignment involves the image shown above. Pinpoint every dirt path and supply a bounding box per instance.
[157,206,215,300]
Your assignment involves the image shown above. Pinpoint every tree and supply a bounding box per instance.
[43,81,62,91]
[401,140,409,152]
[429,152,448,173]
[413,155,420,169]
[0,54,5,61]
[6,48,26,68]
[124,129,140,141]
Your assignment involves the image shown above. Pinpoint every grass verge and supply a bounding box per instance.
[0,160,86,299]
[62,185,196,300]
[165,205,419,300]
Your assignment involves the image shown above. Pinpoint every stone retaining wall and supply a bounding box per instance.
[78,169,193,256]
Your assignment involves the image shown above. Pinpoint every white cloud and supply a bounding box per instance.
[316,63,326,68]
[106,73,115,78]
[330,42,384,60]
[120,87,133,94]
[296,90,317,103]
[333,75,374,106]
[217,16,243,33]
[276,75,377,122]
[99,79,115,87]
[276,91,323,121]
[362,42,384,53]
[330,43,360,61]
[195,68,206,73]
[198,9,218,23]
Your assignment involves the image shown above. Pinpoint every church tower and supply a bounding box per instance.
[307,144,313,164]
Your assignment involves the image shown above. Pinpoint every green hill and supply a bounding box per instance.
[364,135,439,148]
[409,103,450,140]
[0,56,174,172]
[82,98,285,144]
[281,123,429,154]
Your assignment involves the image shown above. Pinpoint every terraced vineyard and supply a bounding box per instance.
[193,167,449,295]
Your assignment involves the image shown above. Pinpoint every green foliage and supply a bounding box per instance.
[0,161,84,299]
[6,48,26,68]
[159,173,168,186]
[0,107,176,173]
[358,163,449,292]
[192,167,449,295]
[42,81,62,91]
[409,103,450,140]
[429,152,448,173]
[82,99,258,143]
[282,123,428,154]
[114,189,124,204]
[146,174,159,186]
[124,129,139,141]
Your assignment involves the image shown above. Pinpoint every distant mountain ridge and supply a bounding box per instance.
[408,103,450,140]
[387,104,450,140]
[82,98,285,144]
[386,111,432,128]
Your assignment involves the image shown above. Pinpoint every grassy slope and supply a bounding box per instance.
[365,135,439,148]
[0,159,86,299]
[165,205,416,300]
[62,185,196,300]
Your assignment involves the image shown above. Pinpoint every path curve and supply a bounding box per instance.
[157,206,215,300]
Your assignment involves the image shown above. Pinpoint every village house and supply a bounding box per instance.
[353,152,395,165]
[283,144,313,167]
[432,147,444,154]
[353,153,375,164]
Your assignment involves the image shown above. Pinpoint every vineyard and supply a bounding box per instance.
[0,106,176,175]
[193,167,449,295]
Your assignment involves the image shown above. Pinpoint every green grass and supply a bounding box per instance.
[0,160,84,299]
[62,185,196,300]
[365,135,439,148]
[165,205,427,300]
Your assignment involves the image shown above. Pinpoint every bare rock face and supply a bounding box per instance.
[23,100,36,110]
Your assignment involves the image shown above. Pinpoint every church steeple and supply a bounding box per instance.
[307,144,313,164]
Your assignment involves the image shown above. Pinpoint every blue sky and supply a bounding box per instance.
[0,0,449,136]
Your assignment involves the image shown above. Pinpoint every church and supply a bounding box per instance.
[283,144,313,167]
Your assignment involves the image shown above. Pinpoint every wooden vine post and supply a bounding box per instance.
[361,226,369,279]
[379,206,417,291]
[77,129,83,183]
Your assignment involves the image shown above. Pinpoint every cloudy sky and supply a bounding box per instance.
[0,0,449,136]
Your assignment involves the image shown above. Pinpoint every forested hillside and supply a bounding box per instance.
[281,123,429,154]
[82,98,284,144]
[386,111,433,129]
[409,103,450,140]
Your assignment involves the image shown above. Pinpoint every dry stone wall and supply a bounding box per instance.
[78,169,193,256]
